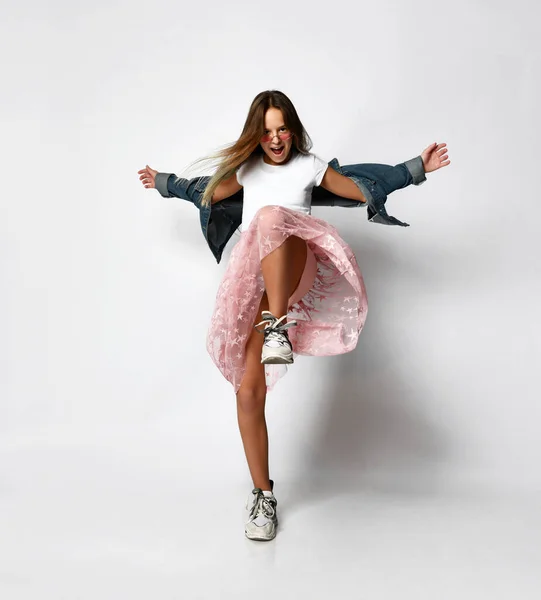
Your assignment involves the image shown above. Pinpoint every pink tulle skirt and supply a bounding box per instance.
[206,205,368,393]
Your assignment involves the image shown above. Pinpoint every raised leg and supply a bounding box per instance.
[260,234,307,319]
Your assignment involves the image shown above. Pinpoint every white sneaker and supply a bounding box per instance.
[255,311,297,365]
[245,482,278,541]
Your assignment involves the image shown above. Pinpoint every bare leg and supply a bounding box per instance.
[236,292,271,491]
[236,239,308,489]
[261,235,307,318]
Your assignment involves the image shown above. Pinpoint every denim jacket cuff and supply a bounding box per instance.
[404,156,426,185]
[155,172,173,197]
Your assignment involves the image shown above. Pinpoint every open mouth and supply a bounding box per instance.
[270,147,284,156]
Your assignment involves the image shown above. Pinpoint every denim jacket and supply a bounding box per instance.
[155,155,426,263]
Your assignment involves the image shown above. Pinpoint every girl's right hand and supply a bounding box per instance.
[138,164,158,188]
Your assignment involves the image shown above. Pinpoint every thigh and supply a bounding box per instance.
[287,235,308,296]
[236,292,269,398]
[237,237,306,396]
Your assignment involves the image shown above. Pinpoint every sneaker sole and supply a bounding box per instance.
[245,531,277,541]
[261,353,293,364]
[245,521,279,542]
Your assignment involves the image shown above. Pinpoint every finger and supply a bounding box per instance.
[440,154,449,161]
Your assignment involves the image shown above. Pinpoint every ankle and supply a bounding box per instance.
[253,477,274,492]
[267,307,288,320]
[253,480,272,491]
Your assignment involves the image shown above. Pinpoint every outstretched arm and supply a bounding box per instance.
[315,141,451,227]
[319,167,367,203]
[138,165,242,205]
[138,165,192,201]
[331,142,450,198]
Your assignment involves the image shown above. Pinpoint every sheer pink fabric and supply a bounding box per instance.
[206,205,368,393]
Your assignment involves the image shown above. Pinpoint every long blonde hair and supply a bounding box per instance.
[191,90,313,207]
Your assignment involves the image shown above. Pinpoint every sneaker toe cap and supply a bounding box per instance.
[245,521,276,540]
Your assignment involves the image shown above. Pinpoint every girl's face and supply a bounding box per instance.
[260,107,294,165]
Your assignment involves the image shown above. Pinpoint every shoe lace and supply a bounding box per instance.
[254,312,297,343]
[249,490,277,521]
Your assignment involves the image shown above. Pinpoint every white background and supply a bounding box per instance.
[1,0,540,598]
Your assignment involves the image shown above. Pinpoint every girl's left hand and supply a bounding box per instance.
[421,143,451,173]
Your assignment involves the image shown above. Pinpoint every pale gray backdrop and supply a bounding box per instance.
[1,0,539,598]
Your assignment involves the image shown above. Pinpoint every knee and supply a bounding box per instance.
[237,386,266,416]
[255,206,288,239]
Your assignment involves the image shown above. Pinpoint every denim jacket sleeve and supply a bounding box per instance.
[320,155,426,227]
[154,173,211,208]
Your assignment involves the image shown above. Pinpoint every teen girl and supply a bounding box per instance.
[138,90,450,541]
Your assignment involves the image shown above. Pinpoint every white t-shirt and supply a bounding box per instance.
[235,151,328,231]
